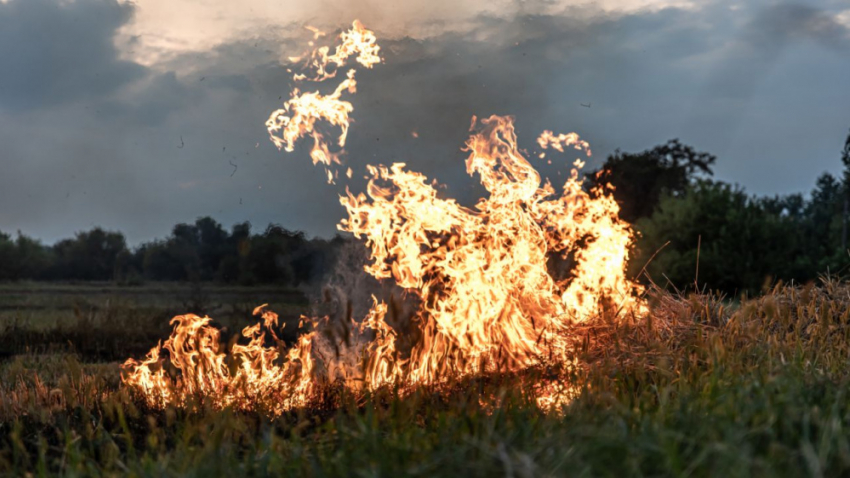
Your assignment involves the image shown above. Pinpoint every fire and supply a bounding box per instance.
[121,306,318,414]
[265,20,380,183]
[122,20,645,414]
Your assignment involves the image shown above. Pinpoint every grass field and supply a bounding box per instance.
[0,282,309,362]
[3,280,850,476]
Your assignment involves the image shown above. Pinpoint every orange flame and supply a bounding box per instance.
[266,20,381,183]
[122,20,644,414]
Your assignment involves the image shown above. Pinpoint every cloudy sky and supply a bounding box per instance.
[0,0,848,244]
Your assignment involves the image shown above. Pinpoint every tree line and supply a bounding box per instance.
[0,218,345,286]
[594,130,850,296]
[1,130,849,294]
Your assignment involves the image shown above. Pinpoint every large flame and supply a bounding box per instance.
[122,21,644,414]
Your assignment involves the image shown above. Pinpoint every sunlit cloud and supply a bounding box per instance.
[117,0,699,69]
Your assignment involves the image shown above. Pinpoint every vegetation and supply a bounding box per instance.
[4,280,850,476]
[2,131,850,476]
[0,282,310,362]
[588,139,717,223]
[595,129,850,295]
[0,219,345,287]
[2,131,849,297]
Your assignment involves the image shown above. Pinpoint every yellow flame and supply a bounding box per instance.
[537,130,591,156]
[266,20,381,183]
[123,20,645,414]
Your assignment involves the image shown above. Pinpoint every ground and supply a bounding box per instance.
[2,281,850,477]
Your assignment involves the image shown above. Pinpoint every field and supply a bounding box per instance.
[3,281,850,476]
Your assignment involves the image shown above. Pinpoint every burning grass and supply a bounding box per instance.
[0,283,309,361]
[4,280,850,475]
[4,20,848,476]
[121,21,650,415]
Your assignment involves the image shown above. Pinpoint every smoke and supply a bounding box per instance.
[312,239,383,321]
[308,237,422,368]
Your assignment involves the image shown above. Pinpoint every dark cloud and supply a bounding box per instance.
[100,71,203,126]
[0,0,145,111]
[324,7,722,198]
[0,0,849,244]
[747,4,850,51]
[707,3,850,97]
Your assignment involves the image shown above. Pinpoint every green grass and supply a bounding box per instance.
[0,282,308,328]
[3,281,850,476]
[0,282,309,361]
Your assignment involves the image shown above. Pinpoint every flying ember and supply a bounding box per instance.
[121,20,645,414]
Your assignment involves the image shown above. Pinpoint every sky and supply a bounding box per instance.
[0,0,848,245]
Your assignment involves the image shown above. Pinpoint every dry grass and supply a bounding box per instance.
[3,280,850,476]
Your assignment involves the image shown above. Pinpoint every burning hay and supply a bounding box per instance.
[121,21,646,414]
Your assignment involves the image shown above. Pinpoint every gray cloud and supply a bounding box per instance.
[100,71,203,126]
[0,0,145,111]
[747,4,850,50]
[0,0,849,244]
[706,3,850,97]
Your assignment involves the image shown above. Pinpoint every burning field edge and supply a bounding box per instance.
[4,280,850,475]
[118,20,649,415]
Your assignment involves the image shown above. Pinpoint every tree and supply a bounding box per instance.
[590,140,716,223]
[634,180,804,295]
[49,228,128,281]
[841,129,850,186]
[840,129,850,249]
[802,173,846,273]
[244,225,306,285]
[216,222,251,283]
[191,217,229,280]
[14,233,51,279]
[141,241,189,281]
